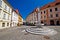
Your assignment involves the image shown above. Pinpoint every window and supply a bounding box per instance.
[0,10,1,18]
[41,12,42,14]
[44,11,45,14]
[44,16,46,18]
[55,2,60,5]
[0,0,2,7]
[9,8,10,13]
[55,8,58,11]
[50,14,53,18]
[2,23,5,27]
[7,23,9,26]
[56,14,58,17]
[48,5,50,7]
[50,9,52,12]
[0,10,1,15]
[8,15,9,20]
[3,14,6,19]
[5,5,7,10]
[41,21,43,23]
[14,12,17,16]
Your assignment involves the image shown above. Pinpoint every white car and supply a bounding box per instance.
[35,24,44,26]
[41,24,44,25]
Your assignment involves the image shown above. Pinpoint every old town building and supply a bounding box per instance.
[15,10,23,26]
[40,0,60,25]
[0,0,12,29]
[26,0,60,25]
[26,8,38,24]
[0,0,23,29]
[11,9,18,27]
[18,14,23,26]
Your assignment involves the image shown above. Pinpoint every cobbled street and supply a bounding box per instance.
[0,25,60,40]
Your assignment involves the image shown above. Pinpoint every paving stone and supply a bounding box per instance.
[0,26,60,40]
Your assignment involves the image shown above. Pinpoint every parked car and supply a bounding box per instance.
[41,24,44,25]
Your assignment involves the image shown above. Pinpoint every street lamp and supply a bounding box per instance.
[37,8,42,28]
[25,8,57,36]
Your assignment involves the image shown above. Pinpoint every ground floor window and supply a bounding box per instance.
[2,23,5,27]
[56,21,60,25]
[7,23,9,26]
[34,22,36,24]
[41,21,43,23]
[50,20,54,25]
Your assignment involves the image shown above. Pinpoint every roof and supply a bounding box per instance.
[40,0,60,10]
[3,0,14,9]
[15,9,22,18]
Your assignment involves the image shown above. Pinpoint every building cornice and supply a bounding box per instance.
[3,0,14,9]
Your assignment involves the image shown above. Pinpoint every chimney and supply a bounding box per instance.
[15,9,19,13]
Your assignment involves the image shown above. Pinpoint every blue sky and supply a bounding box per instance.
[7,0,55,20]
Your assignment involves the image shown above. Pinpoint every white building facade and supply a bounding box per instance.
[12,10,18,27]
[0,0,12,29]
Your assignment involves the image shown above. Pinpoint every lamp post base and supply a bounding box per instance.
[37,25,42,28]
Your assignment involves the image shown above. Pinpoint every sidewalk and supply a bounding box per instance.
[0,26,17,32]
[0,26,19,37]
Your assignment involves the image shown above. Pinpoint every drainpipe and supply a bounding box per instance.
[37,8,42,28]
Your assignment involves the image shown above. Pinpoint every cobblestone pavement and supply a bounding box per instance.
[0,25,60,40]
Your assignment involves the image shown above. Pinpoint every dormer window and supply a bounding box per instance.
[55,2,60,5]
[47,5,50,8]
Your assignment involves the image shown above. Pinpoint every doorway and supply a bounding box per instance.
[56,21,60,25]
[50,20,54,25]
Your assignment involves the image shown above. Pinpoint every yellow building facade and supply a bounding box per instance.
[18,15,23,26]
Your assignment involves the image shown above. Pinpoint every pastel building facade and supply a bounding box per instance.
[40,0,60,25]
[0,0,12,29]
[26,13,33,23]
[15,10,23,26]
[26,0,60,25]
[11,10,18,27]
[18,14,23,26]
[26,9,38,24]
